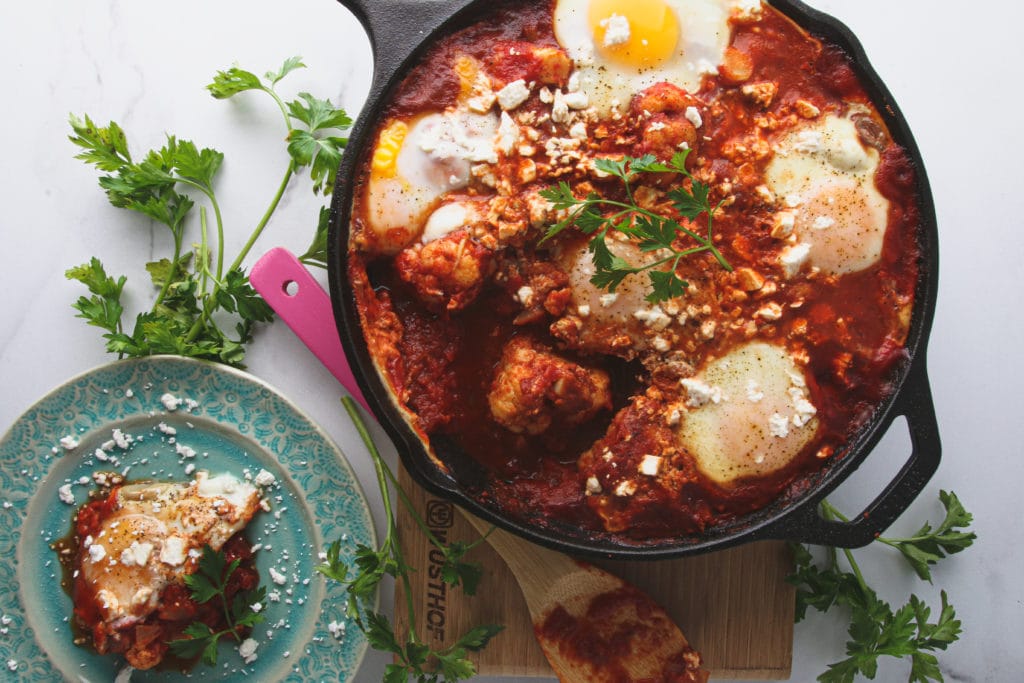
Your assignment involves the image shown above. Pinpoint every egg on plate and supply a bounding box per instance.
[76,472,262,635]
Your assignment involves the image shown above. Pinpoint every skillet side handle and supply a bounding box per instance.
[767,359,942,548]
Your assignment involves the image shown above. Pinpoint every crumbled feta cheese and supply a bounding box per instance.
[577,304,591,317]
[496,79,530,111]
[599,293,619,307]
[111,428,132,450]
[551,89,569,123]
[733,0,763,19]
[585,476,603,495]
[568,121,587,140]
[496,111,520,154]
[681,378,723,407]
[119,541,153,567]
[812,215,835,230]
[254,469,276,487]
[784,194,803,208]
[780,242,812,278]
[175,443,196,459]
[638,455,662,477]
[756,302,784,321]
[88,543,107,563]
[239,638,259,664]
[771,210,796,239]
[562,91,589,109]
[746,379,764,403]
[59,435,79,451]
[768,413,791,438]
[613,480,637,497]
[269,567,288,586]
[600,14,631,47]
[160,393,183,411]
[157,422,176,435]
[160,536,187,567]
[328,620,346,640]
[684,106,703,128]
[516,286,535,306]
[184,463,195,475]
[58,484,75,505]
[251,602,263,613]
[633,305,672,330]
[6,660,16,672]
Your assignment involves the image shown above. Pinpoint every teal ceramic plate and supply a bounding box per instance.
[0,356,376,682]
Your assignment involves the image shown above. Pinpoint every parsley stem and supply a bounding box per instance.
[341,396,422,646]
[228,160,296,274]
[820,500,872,596]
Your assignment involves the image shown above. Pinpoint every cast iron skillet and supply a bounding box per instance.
[326,0,941,559]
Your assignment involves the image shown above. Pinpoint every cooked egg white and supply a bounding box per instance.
[677,341,818,484]
[765,115,889,276]
[79,472,262,629]
[364,110,499,253]
[553,0,737,114]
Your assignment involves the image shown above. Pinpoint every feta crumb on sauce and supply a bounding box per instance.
[780,242,812,278]
[614,480,637,497]
[585,476,603,495]
[639,454,662,477]
[684,106,703,129]
[496,79,530,111]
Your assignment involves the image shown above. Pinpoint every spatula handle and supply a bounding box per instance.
[249,247,371,414]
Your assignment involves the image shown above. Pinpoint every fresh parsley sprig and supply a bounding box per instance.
[789,491,975,682]
[66,57,350,366]
[539,150,732,303]
[317,397,503,682]
[166,545,266,666]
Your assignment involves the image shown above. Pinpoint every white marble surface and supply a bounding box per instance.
[0,1,1019,681]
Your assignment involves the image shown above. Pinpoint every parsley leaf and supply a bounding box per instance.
[166,545,265,666]
[538,152,731,303]
[68,57,350,366]
[789,492,974,682]
[878,491,976,582]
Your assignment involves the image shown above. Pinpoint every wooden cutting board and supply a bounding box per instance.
[394,465,795,679]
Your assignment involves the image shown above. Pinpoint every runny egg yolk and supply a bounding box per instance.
[370,120,409,180]
[588,0,680,67]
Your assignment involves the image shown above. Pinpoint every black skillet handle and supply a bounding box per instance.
[336,0,476,90]
[766,357,942,548]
